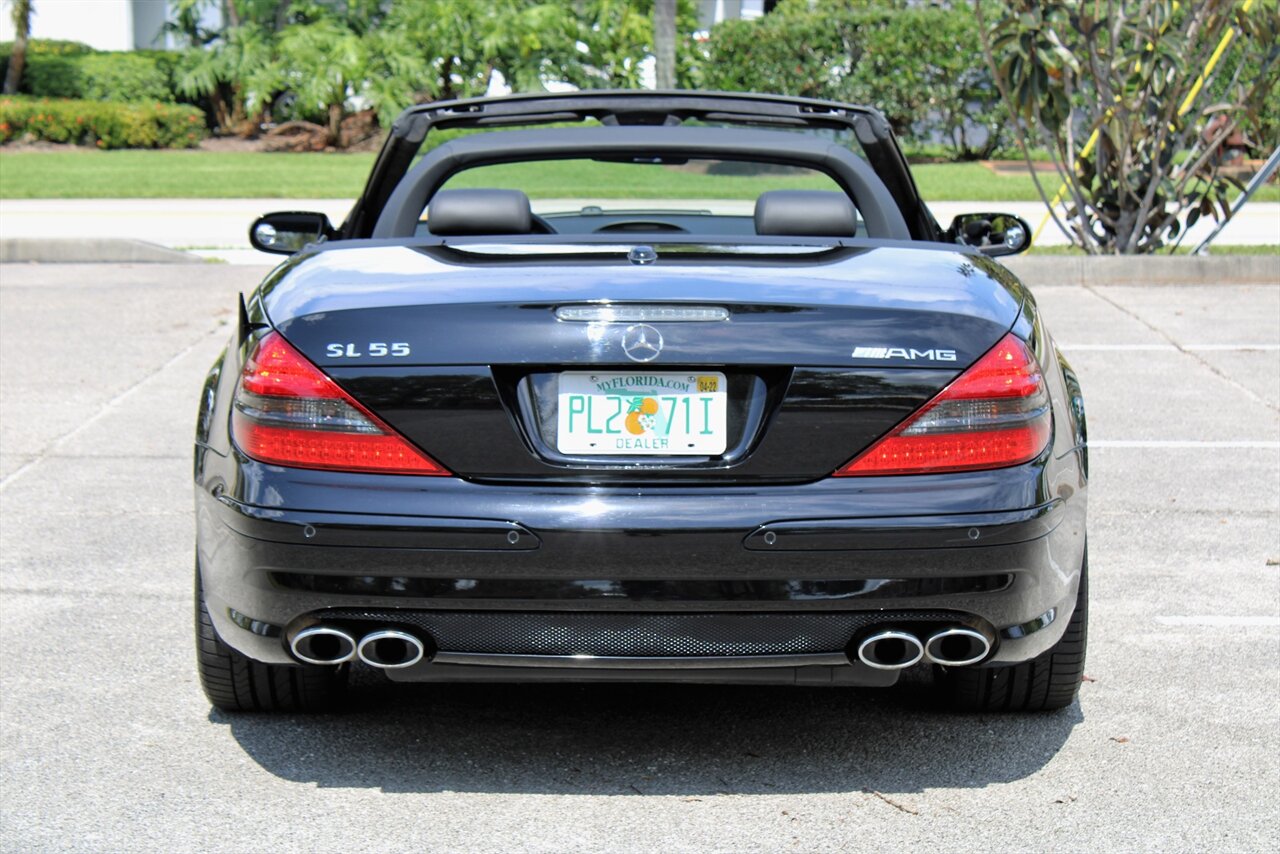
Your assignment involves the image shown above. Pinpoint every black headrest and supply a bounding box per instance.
[427,189,532,235]
[754,190,858,237]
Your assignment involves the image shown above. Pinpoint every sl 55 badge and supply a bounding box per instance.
[325,342,411,358]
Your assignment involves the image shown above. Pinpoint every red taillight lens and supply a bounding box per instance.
[835,333,1051,476]
[231,331,449,476]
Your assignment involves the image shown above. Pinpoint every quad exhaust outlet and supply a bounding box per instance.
[290,625,430,668]
[356,629,426,669]
[854,625,993,670]
[855,630,925,671]
[923,627,992,667]
[290,626,357,665]
[292,621,989,672]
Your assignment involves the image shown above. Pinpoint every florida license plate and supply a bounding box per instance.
[557,372,728,456]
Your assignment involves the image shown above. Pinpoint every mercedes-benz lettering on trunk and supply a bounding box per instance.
[197,91,1087,714]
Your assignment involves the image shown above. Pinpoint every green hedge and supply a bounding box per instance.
[699,0,1008,160]
[1,41,179,103]
[1,40,92,97]
[76,53,174,102]
[0,39,94,63]
[0,96,206,149]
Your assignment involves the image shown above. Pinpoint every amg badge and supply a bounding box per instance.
[852,346,958,362]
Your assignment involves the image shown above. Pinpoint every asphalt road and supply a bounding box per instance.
[1,264,1277,852]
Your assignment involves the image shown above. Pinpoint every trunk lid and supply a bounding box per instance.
[263,242,1023,483]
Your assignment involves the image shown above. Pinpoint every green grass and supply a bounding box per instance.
[0,150,376,198]
[909,163,1054,201]
[441,159,845,199]
[1,149,1276,202]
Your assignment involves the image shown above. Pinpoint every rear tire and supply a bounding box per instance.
[195,561,347,713]
[936,550,1088,712]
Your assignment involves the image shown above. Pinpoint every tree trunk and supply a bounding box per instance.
[211,87,232,134]
[274,0,292,32]
[3,0,33,95]
[654,0,676,90]
[439,56,455,102]
[327,103,343,148]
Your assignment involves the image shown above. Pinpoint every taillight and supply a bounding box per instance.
[835,333,1051,476]
[231,331,449,476]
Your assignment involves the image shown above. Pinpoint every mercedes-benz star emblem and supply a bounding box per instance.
[621,324,663,363]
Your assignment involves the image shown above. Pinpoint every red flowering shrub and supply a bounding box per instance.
[0,96,206,148]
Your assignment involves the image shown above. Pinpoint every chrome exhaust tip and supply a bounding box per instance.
[290,626,357,665]
[357,629,426,669]
[855,630,925,671]
[924,627,992,667]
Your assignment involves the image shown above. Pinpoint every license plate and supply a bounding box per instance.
[557,372,728,456]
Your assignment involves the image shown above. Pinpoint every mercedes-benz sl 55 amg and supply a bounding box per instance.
[194,91,1088,713]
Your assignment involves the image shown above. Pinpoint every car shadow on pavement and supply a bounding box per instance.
[213,670,1082,795]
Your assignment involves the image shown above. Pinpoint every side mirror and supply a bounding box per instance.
[249,211,336,255]
[949,213,1031,257]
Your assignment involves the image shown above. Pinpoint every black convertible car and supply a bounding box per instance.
[194,91,1088,713]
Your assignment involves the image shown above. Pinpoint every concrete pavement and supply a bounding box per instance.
[0,198,1276,265]
[0,198,353,264]
[0,264,1278,851]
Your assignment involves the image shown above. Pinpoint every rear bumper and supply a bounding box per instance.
[195,450,1088,677]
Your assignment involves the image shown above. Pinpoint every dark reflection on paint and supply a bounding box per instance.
[268,574,1014,601]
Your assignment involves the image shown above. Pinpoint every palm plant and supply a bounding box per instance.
[3,0,33,95]
[175,23,277,134]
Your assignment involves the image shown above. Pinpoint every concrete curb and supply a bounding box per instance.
[0,238,203,264]
[1004,255,1280,286]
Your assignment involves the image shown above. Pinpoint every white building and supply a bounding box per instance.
[3,0,766,53]
[697,0,767,30]
[0,0,173,51]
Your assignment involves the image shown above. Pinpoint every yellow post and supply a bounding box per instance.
[1030,127,1101,243]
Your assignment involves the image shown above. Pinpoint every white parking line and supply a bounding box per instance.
[1060,344,1280,351]
[1185,344,1280,352]
[1156,616,1280,627]
[1091,440,1280,448]
[1062,344,1178,351]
